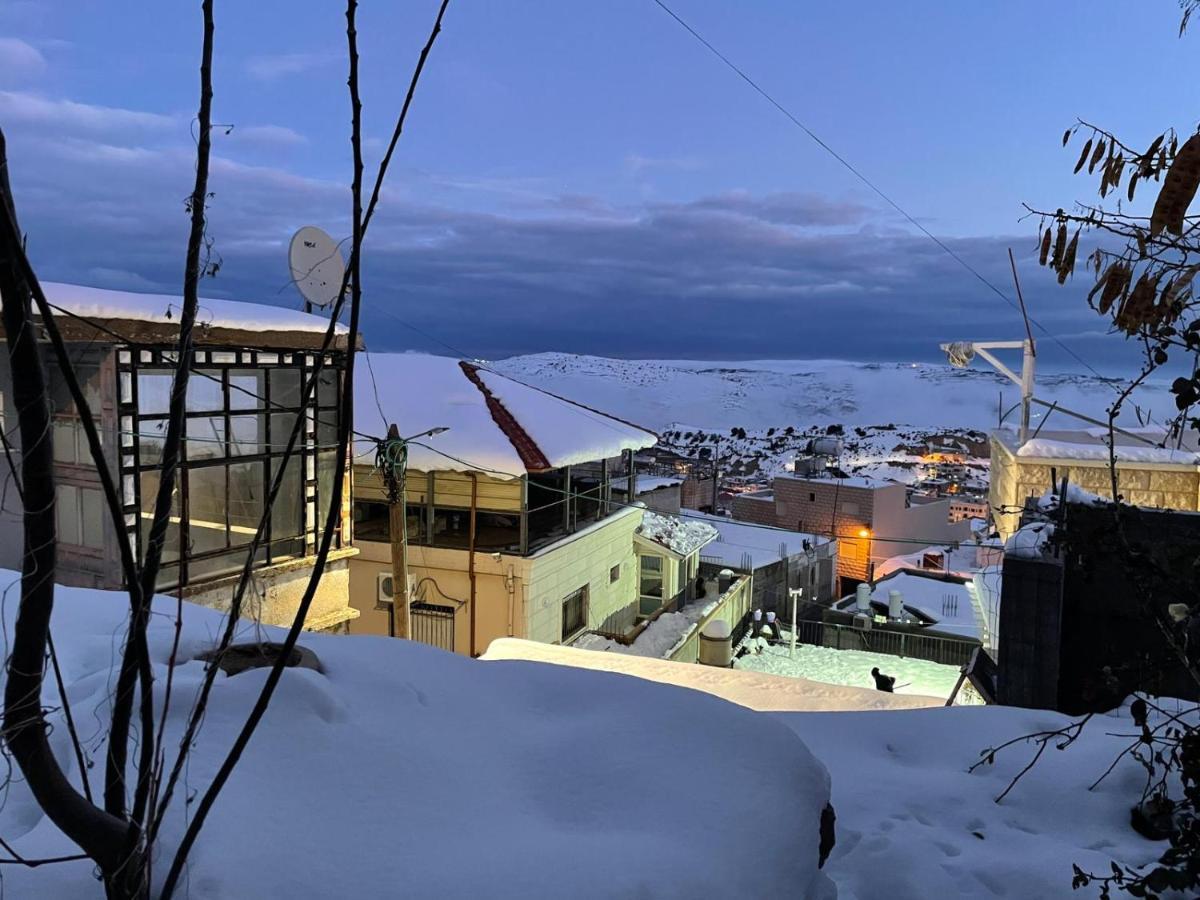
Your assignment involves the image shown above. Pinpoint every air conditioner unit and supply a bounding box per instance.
[376,572,395,611]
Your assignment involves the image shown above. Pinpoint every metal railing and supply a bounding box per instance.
[787,618,979,668]
[411,601,456,652]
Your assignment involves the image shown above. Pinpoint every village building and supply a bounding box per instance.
[730,472,970,591]
[349,352,660,656]
[0,282,360,631]
[682,508,838,610]
[989,427,1200,539]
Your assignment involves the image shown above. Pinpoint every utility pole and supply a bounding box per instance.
[381,425,410,640]
[377,423,449,640]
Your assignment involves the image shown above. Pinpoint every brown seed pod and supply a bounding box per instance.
[1038,228,1052,266]
[1057,230,1080,284]
[1128,172,1140,202]
[1074,139,1093,174]
[1150,132,1200,237]
[1050,222,1068,269]
[1116,271,1159,334]
[1088,139,1106,174]
[1097,263,1131,315]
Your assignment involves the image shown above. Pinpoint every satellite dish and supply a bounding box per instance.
[288,226,345,311]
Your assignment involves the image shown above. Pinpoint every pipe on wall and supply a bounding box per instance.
[468,472,478,657]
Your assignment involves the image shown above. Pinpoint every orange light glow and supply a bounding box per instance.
[857,528,871,539]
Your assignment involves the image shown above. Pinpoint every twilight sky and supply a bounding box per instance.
[0,1,1196,370]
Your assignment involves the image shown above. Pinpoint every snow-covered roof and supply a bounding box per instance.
[1005,521,1056,559]
[355,353,658,477]
[683,508,825,570]
[869,571,980,641]
[484,638,940,711]
[30,281,347,335]
[636,510,719,557]
[782,472,898,489]
[997,428,1200,465]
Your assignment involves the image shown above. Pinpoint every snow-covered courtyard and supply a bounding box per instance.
[734,630,978,702]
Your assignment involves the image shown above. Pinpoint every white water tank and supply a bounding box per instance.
[699,618,732,667]
[855,582,871,613]
[808,436,844,458]
[888,590,904,621]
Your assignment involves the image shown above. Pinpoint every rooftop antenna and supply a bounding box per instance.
[288,226,345,314]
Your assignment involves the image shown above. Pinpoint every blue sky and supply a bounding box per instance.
[0,1,1196,370]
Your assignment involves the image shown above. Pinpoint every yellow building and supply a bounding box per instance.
[350,353,662,655]
[990,428,1200,538]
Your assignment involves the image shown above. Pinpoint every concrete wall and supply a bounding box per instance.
[525,509,642,646]
[669,572,753,664]
[872,493,970,572]
[348,506,643,656]
[186,551,359,632]
[775,477,882,582]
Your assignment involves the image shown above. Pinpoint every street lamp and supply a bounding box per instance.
[379,424,449,639]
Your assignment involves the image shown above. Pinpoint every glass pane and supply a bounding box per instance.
[640,555,662,573]
[229,370,264,411]
[229,414,264,457]
[268,454,303,540]
[81,487,105,550]
[269,369,301,408]
[317,415,338,451]
[227,461,264,547]
[270,412,301,453]
[317,450,338,532]
[56,484,81,545]
[187,416,226,460]
[136,372,172,415]
[139,470,180,563]
[186,370,223,411]
[317,368,338,408]
[189,548,248,581]
[187,465,227,555]
[139,418,168,466]
[352,500,390,543]
[53,420,77,464]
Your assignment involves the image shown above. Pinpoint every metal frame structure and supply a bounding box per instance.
[115,344,346,591]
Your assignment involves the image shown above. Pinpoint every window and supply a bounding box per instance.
[609,564,620,584]
[353,500,391,543]
[808,492,816,502]
[119,352,345,589]
[57,484,105,550]
[430,507,519,552]
[639,554,664,615]
[561,586,587,641]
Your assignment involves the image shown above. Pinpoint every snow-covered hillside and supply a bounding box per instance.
[491,353,1169,485]
[492,353,1164,434]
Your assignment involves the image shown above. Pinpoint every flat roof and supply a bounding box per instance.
[994,427,1200,466]
[12,282,356,350]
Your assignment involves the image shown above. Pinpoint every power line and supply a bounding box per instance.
[647,0,1119,390]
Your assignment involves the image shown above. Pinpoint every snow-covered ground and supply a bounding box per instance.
[734,632,975,702]
[491,639,1189,899]
[2,574,1184,899]
[487,352,1173,487]
[0,574,833,899]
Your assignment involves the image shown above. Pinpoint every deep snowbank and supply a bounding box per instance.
[0,575,834,898]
